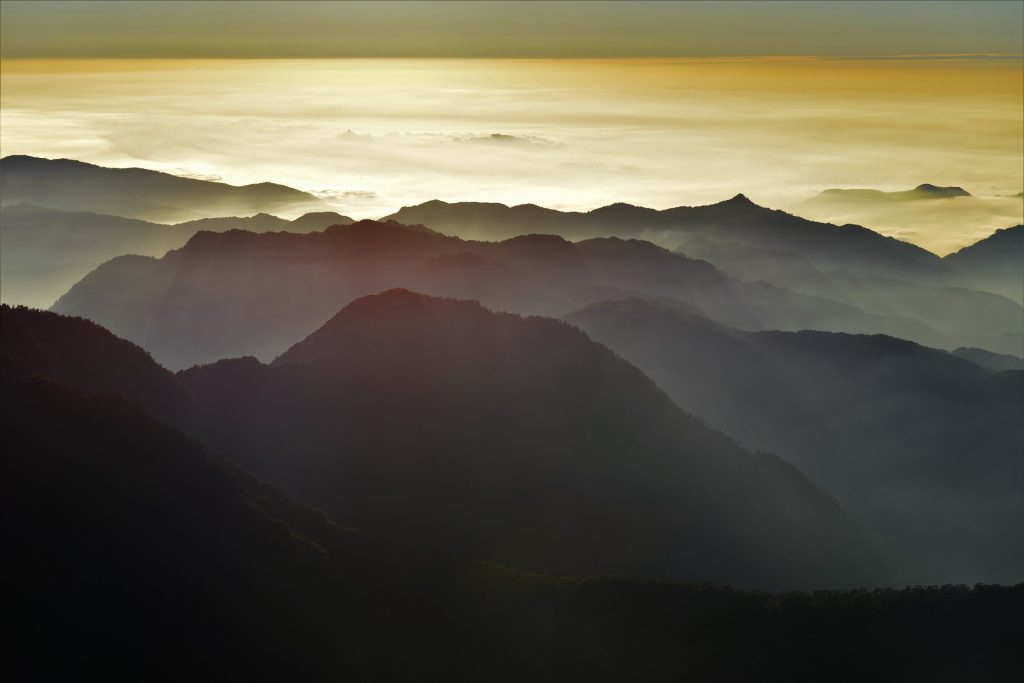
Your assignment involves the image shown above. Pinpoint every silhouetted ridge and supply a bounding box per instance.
[915,183,970,197]
[565,297,1024,584]
[55,206,992,369]
[953,347,1024,373]
[3,364,377,679]
[811,184,972,202]
[386,194,956,287]
[944,225,1024,304]
[181,290,886,589]
[0,304,200,429]
[0,154,323,223]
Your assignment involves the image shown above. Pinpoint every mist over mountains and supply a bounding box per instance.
[48,215,1020,370]
[0,202,352,309]
[565,297,1024,584]
[0,155,325,222]
[3,156,1022,679]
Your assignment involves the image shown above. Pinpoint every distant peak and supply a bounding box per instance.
[914,183,971,197]
[717,193,759,208]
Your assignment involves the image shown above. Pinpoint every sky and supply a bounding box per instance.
[2,1,1022,59]
[1,1,1022,254]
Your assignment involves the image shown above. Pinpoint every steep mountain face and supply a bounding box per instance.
[945,225,1024,305]
[2,362,376,680]
[0,304,202,430]
[385,195,956,283]
[565,298,1024,584]
[0,203,352,308]
[387,198,1024,349]
[52,220,949,369]
[178,289,885,590]
[0,155,324,222]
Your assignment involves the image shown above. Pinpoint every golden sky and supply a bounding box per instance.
[1,3,1022,254]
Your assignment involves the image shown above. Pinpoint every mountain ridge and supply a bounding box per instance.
[53,218,971,369]
[0,154,325,222]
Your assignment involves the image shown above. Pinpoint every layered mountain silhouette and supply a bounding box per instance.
[0,203,351,308]
[7,365,1018,681]
[178,289,885,589]
[52,219,985,369]
[565,297,1024,583]
[676,236,1022,351]
[944,225,1024,305]
[807,184,973,203]
[4,298,1021,679]
[0,155,325,222]
[385,195,958,283]
[953,346,1024,373]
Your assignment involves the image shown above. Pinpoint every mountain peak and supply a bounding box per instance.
[273,290,487,366]
[720,193,758,207]
[914,183,971,198]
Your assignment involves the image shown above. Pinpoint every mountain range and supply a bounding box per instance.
[0,203,352,308]
[4,149,1023,680]
[6,345,1019,680]
[564,297,1024,584]
[385,195,956,282]
[0,155,325,222]
[49,217,1021,369]
[176,288,886,589]
[806,184,973,203]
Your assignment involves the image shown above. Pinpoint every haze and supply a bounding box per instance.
[4,57,1020,255]
[2,1,1021,254]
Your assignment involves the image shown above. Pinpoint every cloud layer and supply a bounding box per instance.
[2,58,1020,254]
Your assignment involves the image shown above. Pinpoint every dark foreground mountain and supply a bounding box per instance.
[0,155,325,222]
[0,203,352,308]
[565,297,1024,584]
[0,304,202,430]
[2,363,377,680]
[944,225,1024,305]
[5,308,1021,681]
[52,219,959,369]
[179,289,884,590]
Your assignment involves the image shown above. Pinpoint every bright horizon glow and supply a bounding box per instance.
[2,57,1022,255]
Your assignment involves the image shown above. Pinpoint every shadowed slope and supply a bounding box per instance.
[0,203,353,308]
[945,225,1024,305]
[0,304,201,430]
[179,289,886,590]
[565,297,1024,584]
[2,361,373,680]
